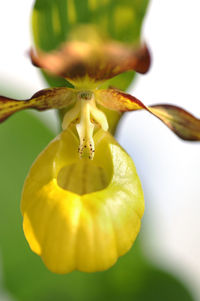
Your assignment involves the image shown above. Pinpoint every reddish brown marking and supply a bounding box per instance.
[0,96,19,103]
[31,88,56,98]
[114,90,146,111]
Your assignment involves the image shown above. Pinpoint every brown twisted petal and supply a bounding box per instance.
[95,88,200,141]
[30,41,150,85]
[0,87,76,122]
[149,105,200,140]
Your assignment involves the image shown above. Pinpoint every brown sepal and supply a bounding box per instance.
[30,41,151,85]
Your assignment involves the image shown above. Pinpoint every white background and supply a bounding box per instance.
[0,1,200,300]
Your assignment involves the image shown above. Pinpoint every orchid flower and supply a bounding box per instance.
[0,37,199,274]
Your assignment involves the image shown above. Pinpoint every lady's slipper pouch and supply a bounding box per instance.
[21,129,144,273]
[1,33,200,274]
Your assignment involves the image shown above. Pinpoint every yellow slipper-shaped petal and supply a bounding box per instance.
[21,129,144,274]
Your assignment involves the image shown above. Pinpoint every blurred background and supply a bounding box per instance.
[0,0,199,300]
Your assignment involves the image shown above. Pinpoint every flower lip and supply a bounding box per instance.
[21,129,144,273]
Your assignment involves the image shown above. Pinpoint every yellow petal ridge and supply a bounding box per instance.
[21,129,144,274]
